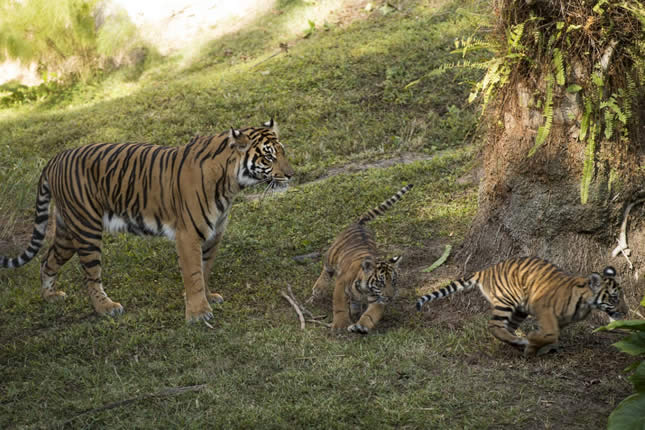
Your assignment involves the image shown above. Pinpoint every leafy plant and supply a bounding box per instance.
[595,297,645,430]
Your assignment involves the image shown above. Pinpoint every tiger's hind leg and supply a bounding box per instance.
[75,229,123,316]
[488,305,529,350]
[40,219,76,302]
[201,230,225,304]
[348,303,384,335]
[307,264,334,304]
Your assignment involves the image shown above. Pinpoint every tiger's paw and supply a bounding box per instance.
[331,317,351,331]
[348,323,369,335]
[96,301,124,316]
[42,289,67,302]
[185,302,214,323]
[207,293,224,304]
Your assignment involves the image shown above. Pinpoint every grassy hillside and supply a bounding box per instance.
[0,0,632,428]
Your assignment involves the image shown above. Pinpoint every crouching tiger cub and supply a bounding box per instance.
[309,184,412,334]
[0,120,293,323]
[416,257,623,356]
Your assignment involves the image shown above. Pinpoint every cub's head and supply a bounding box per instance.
[233,119,294,191]
[589,266,624,320]
[355,256,402,304]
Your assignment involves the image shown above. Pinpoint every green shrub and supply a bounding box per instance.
[596,298,645,430]
[0,0,147,83]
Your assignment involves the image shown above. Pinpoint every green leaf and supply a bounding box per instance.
[608,393,645,430]
[580,127,595,204]
[596,320,645,332]
[422,245,452,273]
[631,361,645,392]
[567,84,582,93]
[614,332,645,356]
[404,79,421,90]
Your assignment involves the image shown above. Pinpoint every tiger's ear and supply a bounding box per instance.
[389,255,402,267]
[263,118,279,138]
[361,258,374,273]
[589,273,603,293]
[228,128,250,152]
[603,266,616,278]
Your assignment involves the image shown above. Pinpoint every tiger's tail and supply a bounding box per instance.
[358,184,413,225]
[0,173,51,269]
[415,277,477,311]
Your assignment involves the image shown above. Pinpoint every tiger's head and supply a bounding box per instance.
[589,266,624,320]
[354,256,402,304]
[233,119,294,192]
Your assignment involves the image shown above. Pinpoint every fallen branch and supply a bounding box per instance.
[63,384,207,424]
[292,251,321,264]
[281,290,305,329]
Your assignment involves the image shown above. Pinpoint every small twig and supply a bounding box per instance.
[286,283,315,319]
[293,251,321,264]
[281,291,305,329]
[306,319,331,328]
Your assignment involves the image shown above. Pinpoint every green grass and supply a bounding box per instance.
[0,0,632,428]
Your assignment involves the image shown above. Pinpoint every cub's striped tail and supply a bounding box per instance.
[416,277,477,311]
[0,174,51,269]
[358,184,413,225]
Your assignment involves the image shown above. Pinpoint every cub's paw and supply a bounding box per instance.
[97,301,124,317]
[42,290,67,302]
[348,323,369,335]
[331,318,351,331]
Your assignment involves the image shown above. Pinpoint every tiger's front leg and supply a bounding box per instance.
[176,230,213,323]
[331,273,353,330]
[201,230,226,304]
[524,311,560,357]
[348,303,384,334]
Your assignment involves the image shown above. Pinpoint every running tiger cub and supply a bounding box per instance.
[309,184,412,334]
[416,257,623,356]
[0,120,293,323]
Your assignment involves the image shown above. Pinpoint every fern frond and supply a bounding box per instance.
[529,73,554,157]
[553,49,565,86]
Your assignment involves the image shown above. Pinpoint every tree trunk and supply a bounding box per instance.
[461,78,645,314]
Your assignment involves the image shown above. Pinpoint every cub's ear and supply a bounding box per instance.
[389,255,402,267]
[228,128,250,152]
[588,273,603,293]
[263,118,279,138]
[361,258,374,273]
[603,266,616,278]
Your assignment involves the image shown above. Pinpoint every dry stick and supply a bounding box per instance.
[286,283,316,319]
[281,291,305,329]
[63,384,207,424]
[306,319,332,328]
[611,198,645,269]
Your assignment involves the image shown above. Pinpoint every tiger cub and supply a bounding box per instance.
[416,257,623,356]
[309,184,412,334]
[0,120,293,323]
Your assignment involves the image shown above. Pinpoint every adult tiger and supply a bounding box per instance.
[416,257,624,355]
[0,120,293,322]
[309,184,412,334]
